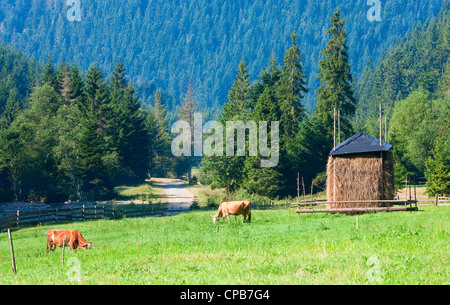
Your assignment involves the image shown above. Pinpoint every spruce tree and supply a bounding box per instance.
[84,64,110,138]
[221,59,252,122]
[148,90,173,177]
[316,8,356,140]
[277,33,309,194]
[68,62,86,106]
[1,88,20,128]
[278,32,308,137]
[201,60,252,192]
[108,62,150,182]
[244,86,285,197]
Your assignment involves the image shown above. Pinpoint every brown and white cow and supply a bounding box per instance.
[213,200,251,224]
[46,230,92,253]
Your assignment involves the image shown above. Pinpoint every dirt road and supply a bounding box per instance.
[151,178,195,213]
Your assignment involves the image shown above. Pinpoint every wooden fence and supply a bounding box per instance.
[0,203,181,232]
[436,196,450,206]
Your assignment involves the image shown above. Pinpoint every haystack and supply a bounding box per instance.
[326,132,394,210]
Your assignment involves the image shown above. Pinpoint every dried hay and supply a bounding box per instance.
[326,152,394,211]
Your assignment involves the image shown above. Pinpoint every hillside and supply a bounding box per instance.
[0,0,445,111]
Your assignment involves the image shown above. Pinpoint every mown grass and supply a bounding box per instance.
[0,206,448,285]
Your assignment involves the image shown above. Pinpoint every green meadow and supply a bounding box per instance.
[0,206,448,285]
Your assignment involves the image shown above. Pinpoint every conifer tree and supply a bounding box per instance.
[68,62,86,106]
[41,56,58,91]
[84,64,110,138]
[108,62,150,181]
[278,32,308,137]
[200,60,252,192]
[1,88,20,128]
[244,86,285,197]
[148,90,173,177]
[316,8,356,140]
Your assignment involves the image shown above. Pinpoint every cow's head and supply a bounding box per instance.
[81,242,93,249]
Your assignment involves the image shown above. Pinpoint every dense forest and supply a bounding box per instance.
[0,2,448,203]
[0,58,176,202]
[200,4,450,198]
[0,0,445,113]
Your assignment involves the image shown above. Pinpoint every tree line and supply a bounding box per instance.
[0,5,448,203]
[200,6,449,198]
[0,59,176,202]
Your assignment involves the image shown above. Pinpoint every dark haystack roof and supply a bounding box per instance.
[329,131,392,156]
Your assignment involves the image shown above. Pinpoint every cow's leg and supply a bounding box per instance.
[248,212,251,223]
[46,239,50,253]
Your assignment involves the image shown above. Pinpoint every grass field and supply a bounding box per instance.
[0,206,448,285]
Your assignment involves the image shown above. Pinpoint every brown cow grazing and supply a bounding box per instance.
[46,230,92,253]
[213,200,251,224]
[213,202,229,224]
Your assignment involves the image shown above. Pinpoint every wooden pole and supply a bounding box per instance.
[405,176,408,201]
[297,173,300,206]
[8,229,17,274]
[409,178,412,202]
[338,109,341,144]
[62,236,66,267]
[310,181,314,209]
[379,103,383,147]
[302,177,306,203]
[385,115,387,143]
[333,156,336,202]
[334,108,336,151]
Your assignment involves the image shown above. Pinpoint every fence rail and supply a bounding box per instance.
[0,203,172,232]
[437,196,450,206]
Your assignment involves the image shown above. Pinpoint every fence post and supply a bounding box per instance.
[82,205,85,222]
[55,209,58,223]
[16,210,19,227]
[62,236,66,267]
[102,206,105,219]
[8,228,17,275]
[435,194,438,206]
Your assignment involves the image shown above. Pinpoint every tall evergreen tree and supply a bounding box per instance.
[244,86,284,197]
[316,7,356,140]
[220,59,252,122]
[201,60,252,192]
[84,64,110,138]
[41,56,58,91]
[278,32,308,137]
[68,62,86,106]
[148,90,173,177]
[108,62,150,181]
[176,81,198,179]
[1,88,20,128]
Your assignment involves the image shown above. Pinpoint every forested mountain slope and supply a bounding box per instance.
[0,0,445,111]
[355,4,450,132]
